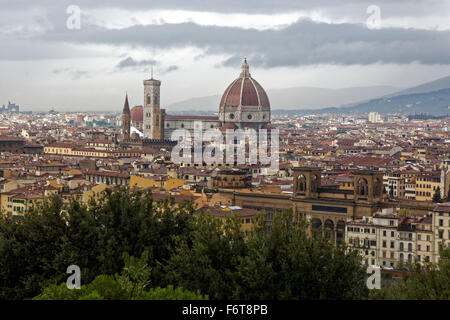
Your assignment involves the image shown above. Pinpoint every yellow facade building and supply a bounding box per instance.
[415,172,441,201]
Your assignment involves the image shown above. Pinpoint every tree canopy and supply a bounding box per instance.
[1,187,448,300]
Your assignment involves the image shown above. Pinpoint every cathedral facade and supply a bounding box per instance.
[122,58,272,144]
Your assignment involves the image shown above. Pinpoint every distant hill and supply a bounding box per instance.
[274,75,450,116]
[339,88,450,115]
[289,88,450,116]
[166,85,402,111]
[384,75,450,98]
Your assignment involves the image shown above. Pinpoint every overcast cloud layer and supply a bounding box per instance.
[0,0,449,111]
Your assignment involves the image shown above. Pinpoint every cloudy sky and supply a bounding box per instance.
[1,0,450,111]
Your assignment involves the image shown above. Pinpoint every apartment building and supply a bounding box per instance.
[433,202,450,264]
[373,212,399,268]
[398,218,416,265]
[412,215,434,265]
[416,172,441,201]
[345,207,441,268]
[345,217,378,266]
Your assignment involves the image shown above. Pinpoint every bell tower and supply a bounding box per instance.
[122,93,130,141]
[143,74,161,139]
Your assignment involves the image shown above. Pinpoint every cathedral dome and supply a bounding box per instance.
[219,58,270,111]
[130,105,143,122]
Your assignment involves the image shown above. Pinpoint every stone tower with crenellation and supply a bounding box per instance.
[143,76,162,139]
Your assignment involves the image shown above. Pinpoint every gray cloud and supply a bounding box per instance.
[116,56,157,69]
[44,20,450,67]
[164,65,179,73]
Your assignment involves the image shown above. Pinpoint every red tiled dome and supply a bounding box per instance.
[219,59,270,110]
[130,105,143,122]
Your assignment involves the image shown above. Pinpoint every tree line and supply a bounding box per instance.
[0,188,448,300]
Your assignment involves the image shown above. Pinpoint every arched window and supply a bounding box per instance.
[311,174,319,192]
[147,95,151,104]
[298,174,307,192]
[400,242,404,251]
[154,96,158,105]
[408,243,412,252]
[357,178,369,196]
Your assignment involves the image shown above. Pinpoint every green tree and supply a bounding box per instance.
[34,252,207,300]
[163,211,368,300]
[0,188,197,300]
[1,188,368,300]
[433,187,441,203]
[0,194,67,300]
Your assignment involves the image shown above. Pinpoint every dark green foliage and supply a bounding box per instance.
[163,211,368,300]
[432,187,441,203]
[34,251,206,300]
[0,188,196,300]
[1,188,369,300]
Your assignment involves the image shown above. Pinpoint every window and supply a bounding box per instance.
[383,241,387,248]
[391,231,395,237]
[439,219,444,227]
[147,96,151,104]
[383,230,387,237]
